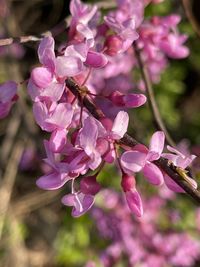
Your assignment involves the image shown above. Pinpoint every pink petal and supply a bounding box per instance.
[164,174,185,193]
[80,117,98,155]
[61,193,75,206]
[76,23,94,48]
[0,81,17,102]
[166,145,184,157]
[0,102,13,119]
[28,78,65,103]
[80,176,101,195]
[88,151,102,170]
[125,189,143,217]
[42,81,65,102]
[36,172,69,190]
[64,43,88,61]
[85,51,108,68]
[149,131,165,160]
[31,67,53,88]
[38,36,55,70]
[33,102,54,132]
[111,111,129,139]
[43,140,57,168]
[72,193,94,217]
[49,129,67,152]
[143,162,164,186]
[120,151,146,173]
[62,192,94,217]
[55,56,83,77]
[123,93,147,108]
[46,103,74,130]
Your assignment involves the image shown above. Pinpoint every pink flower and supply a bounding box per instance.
[33,101,74,132]
[104,16,139,53]
[0,81,18,119]
[28,37,66,102]
[77,111,129,166]
[62,191,95,217]
[69,0,98,40]
[36,140,88,190]
[121,131,165,186]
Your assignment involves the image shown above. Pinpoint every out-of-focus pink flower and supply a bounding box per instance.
[0,81,18,119]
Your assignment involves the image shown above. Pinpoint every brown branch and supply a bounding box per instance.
[0,17,69,47]
[0,0,117,48]
[182,0,200,39]
[66,77,200,204]
[133,42,176,147]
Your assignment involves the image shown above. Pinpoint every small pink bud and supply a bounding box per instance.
[108,91,146,108]
[104,35,123,56]
[80,176,101,195]
[108,91,124,106]
[121,174,136,192]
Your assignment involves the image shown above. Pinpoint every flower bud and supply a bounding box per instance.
[121,174,136,192]
[108,91,146,108]
[80,176,101,195]
[104,35,123,56]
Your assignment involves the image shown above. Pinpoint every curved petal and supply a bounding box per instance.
[0,102,12,119]
[125,189,143,217]
[0,81,17,102]
[111,111,129,139]
[120,151,146,173]
[38,36,55,70]
[31,67,53,88]
[163,174,185,193]
[143,162,164,186]
[123,93,146,108]
[55,56,83,77]
[62,192,94,217]
[80,116,98,155]
[46,103,74,130]
[49,129,67,152]
[149,131,165,160]
[36,172,69,190]
[85,51,108,68]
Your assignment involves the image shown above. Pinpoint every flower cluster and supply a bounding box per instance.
[25,0,197,217]
[88,189,200,267]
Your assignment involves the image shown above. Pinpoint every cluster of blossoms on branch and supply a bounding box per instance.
[85,189,200,267]
[27,0,197,217]
[0,0,198,216]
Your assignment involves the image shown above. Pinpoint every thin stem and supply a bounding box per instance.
[0,17,69,47]
[81,67,92,86]
[65,77,200,204]
[79,96,84,128]
[133,42,176,147]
